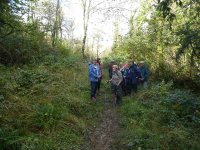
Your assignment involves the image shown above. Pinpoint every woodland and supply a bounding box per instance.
[0,0,199,149]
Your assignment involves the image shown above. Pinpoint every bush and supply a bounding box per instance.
[0,22,49,65]
[15,69,49,89]
[119,82,200,149]
[56,41,71,56]
[162,89,200,125]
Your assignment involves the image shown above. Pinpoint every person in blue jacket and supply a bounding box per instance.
[88,59,101,101]
[127,61,141,94]
[139,61,149,89]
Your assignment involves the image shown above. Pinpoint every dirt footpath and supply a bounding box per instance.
[91,101,119,150]
[82,100,120,150]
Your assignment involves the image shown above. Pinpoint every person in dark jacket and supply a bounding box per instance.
[108,60,115,79]
[127,61,141,94]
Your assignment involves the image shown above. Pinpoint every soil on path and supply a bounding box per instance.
[91,100,119,150]
[82,99,120,150]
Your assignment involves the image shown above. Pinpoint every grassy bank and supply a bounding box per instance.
[0,53,104,149]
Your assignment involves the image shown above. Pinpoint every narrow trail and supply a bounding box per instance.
[90,100,119,150]
[82,90,121,150]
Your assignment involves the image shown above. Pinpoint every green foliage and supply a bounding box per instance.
[118,83,200,149]
[111,0,200,89]
[0,53,104,149]
[31,103,63,130]
[0,128,24,150]
[0,22,50,65]
[15,69,49,89]
[0,95,4,102]
[56,41,71,56]
[175,24,200,77]
[0,0,73,65]
[162,89,200,124]
[156,0,180,21]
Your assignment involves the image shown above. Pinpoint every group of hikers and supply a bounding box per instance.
[88,58,149,104]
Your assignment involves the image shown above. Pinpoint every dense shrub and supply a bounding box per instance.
[0,23,49,65]
[15,69,49,89]
[162,89,200,125]
[119,82,200,149]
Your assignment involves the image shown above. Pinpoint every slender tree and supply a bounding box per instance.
[80,0,92,58]
[52,0,62,47]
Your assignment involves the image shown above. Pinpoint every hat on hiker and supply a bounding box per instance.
[139,61,145,64]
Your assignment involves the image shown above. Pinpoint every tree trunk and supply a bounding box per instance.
[189,44,195,77]
[81,0,92,58]
[52,0,60,47]
[82,32,87,58]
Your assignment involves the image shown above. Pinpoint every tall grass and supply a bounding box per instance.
[0,53,104,149]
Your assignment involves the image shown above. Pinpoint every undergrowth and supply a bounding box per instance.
[0,53,104,150]
[117,82,200,150]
